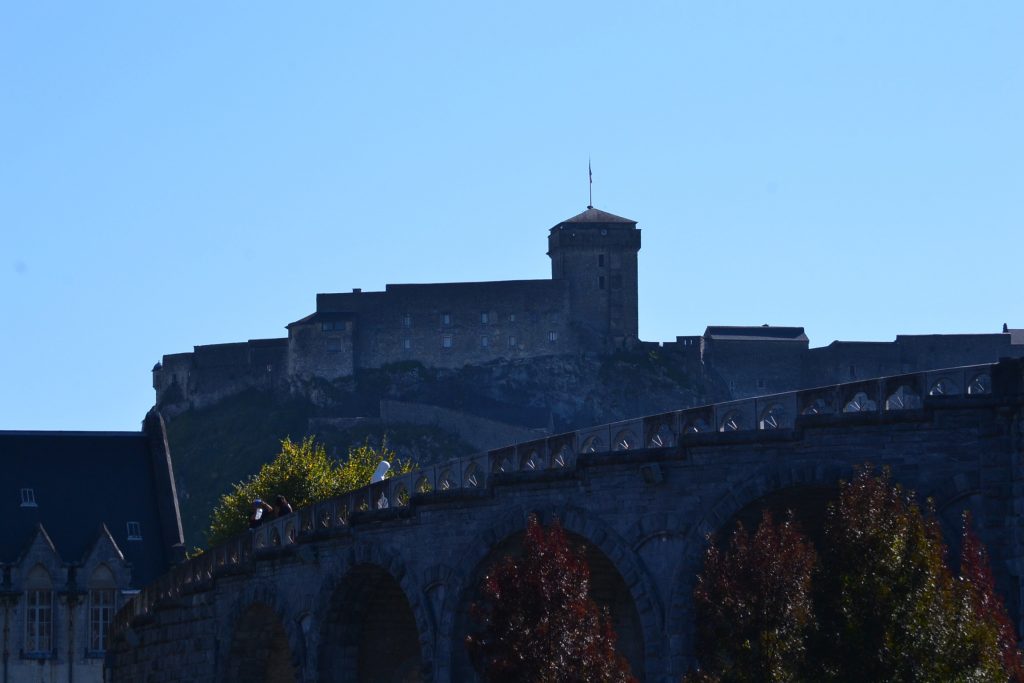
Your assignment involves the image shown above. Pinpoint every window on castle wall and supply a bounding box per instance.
[403,338,411,350]
[321,321,346,332]
[508,313,516,322]
[402,314,412,328]
[548,331,558,343]
[481,312,489,324]
[481,336,489,348]
[326,338,343,353]
[598,254,605,267]
[25,567,52,655]
[20,488,36,507]
[442,335,453,349]
[127,521,142,540]
[441,313,451,326]
[599,276,605,290]
[508,336,517,349]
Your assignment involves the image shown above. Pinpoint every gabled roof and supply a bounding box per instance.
[0,419,182,587]
[554,207,637,226]
[705,326,809,342]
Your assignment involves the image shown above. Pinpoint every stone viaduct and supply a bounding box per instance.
[109,359,1024,682]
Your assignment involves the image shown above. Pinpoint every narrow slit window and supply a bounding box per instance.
[126,522,142,541]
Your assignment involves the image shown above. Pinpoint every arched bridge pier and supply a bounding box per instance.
[109,359,1024,682]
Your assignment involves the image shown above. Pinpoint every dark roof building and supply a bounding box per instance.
[0,410,183,682]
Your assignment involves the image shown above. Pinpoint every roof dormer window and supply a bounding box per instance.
[20,488,37,507]
[126,522,142,541]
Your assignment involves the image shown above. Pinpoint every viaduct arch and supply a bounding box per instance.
[108,360,1024,682]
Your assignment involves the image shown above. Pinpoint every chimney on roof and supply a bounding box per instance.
[353,288,362,294]
[1004,323,1009,333]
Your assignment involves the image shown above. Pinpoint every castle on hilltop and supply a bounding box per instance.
[153,206,1023,415]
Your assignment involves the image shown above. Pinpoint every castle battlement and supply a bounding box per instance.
[152,206,1022,416]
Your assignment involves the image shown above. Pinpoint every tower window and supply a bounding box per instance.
[321,321,347,332]
[508,313,516,323]
[481,336,490,348]
[480,312,489,324]
[442,335,453,349]
[402,314,412,328]
[599,276,605,290]
[20,488,36,507]
[598,254,605,267]
[402,338,412,350]
[126,522,142,540]
[548,331,558,342]
[441,313,451,326]
[508,336,518,349]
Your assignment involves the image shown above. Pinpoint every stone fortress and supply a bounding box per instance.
[152,205,1024,415]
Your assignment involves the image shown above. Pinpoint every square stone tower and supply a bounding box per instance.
[548,207,641,350]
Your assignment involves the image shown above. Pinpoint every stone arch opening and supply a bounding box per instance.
[320,564,423,683]
[452,529,645,681]
[224,602,297,683]
[719,484,837,550]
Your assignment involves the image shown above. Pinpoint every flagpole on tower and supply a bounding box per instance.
[588,158,593,209]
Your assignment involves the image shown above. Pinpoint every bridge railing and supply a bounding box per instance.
[112,361,1001,635]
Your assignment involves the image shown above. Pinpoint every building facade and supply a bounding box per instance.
[151,205,1023,415]
[0,411,184,683]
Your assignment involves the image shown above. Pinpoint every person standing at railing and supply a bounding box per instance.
[249,498,274,529]
[274,494,293,518]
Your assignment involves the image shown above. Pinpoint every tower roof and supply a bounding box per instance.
[555,207,637,227]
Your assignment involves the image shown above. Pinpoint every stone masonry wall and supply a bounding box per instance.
[112,361,1024,683]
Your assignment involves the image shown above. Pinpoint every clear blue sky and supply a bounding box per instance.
[2,2,1021,431]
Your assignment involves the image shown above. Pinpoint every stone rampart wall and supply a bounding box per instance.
[112,360,1024,683]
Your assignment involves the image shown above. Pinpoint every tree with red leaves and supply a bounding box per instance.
[960,512,1024,682]
[688,511,817,683]
[465,515,636,683]
[688,468,1024,682]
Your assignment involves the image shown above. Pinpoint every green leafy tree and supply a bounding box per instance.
[689,467,1023,683]
[688,511,816,683]
[466,515,637,683]
[810,467,1004,682]
[207,436,414,546]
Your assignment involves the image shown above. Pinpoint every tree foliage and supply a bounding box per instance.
[959,513,1024,682]
[207,436,414,546]
[466,515,637,683]
[688,467,1023,683]
[691,512,816,683]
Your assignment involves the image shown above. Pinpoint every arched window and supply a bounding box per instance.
[89,565,117,653]
[25,566,53,655]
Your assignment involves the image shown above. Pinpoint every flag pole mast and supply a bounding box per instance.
[588,158,593,209]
